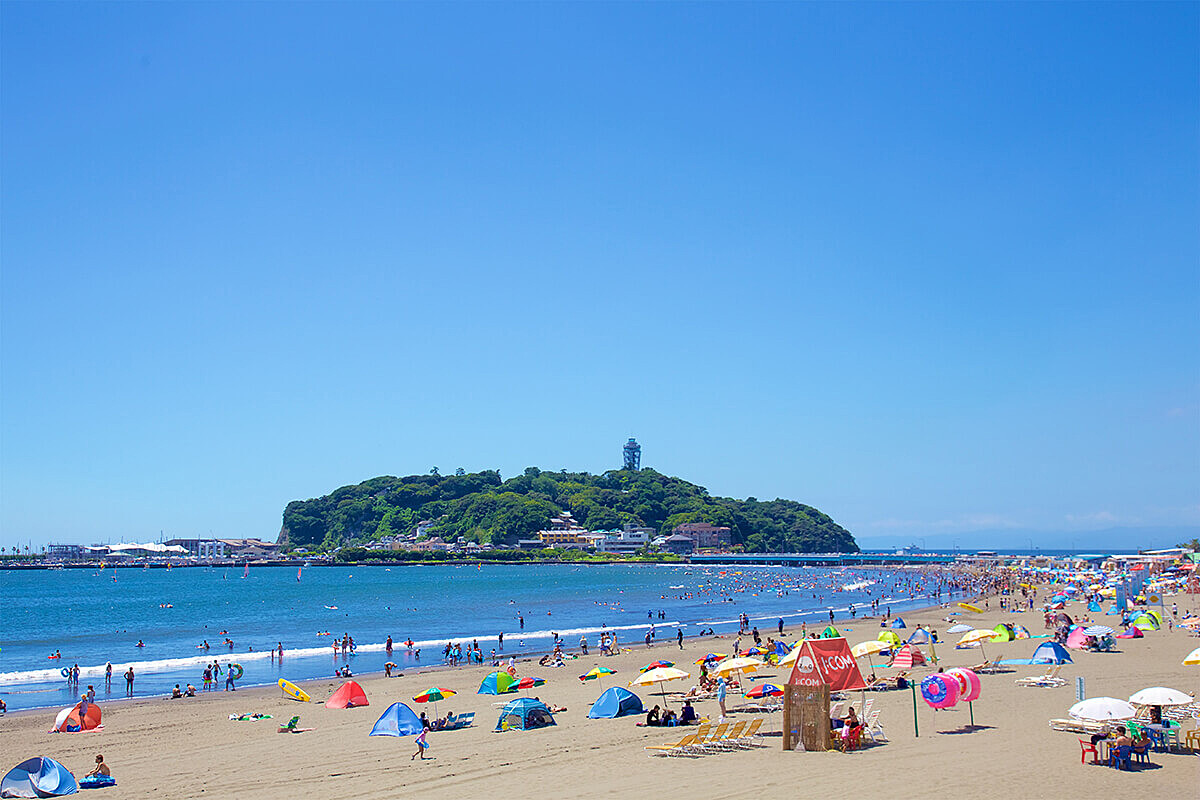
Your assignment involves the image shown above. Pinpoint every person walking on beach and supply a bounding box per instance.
[225,664,236,691]
[411,728,428,760]
[677,629,684,650]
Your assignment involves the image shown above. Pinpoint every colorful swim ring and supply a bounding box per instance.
[506,666,517,676]
[920,674,959,709]
[60,667,70,678]
[944,668,981,702]
[229,663,244,680]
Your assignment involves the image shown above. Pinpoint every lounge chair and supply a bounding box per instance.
[1016,666,1064,687]
[865,710,888,743]
[735,718,764,748]
[712,721,748,751]
[692,723,730,753]
[644,732,701,757]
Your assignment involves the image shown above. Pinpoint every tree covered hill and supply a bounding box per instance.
[279,467,858,554]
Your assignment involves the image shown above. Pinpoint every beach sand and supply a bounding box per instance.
[2,597,1197,799]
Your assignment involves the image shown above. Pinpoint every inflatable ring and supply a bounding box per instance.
[61,667,70,678]
[506,666,517,676]
[920,674,959,709]
[229,663,244,681]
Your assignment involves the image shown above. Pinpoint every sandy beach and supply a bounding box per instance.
[3,595,1197,799]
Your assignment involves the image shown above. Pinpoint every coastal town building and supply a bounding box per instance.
[671,522,732,549]
[662,533,696,555]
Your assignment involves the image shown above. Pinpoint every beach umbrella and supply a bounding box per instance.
[579,666,616,689]
[713,656,762,693]
[746,683,784,699]
[629,666,691,706]
[1184,647,1200,666]
[639,661,675,673]
[947,623,973,634]
[516,677,545,693]
[1128,687,1193,707]
[957,629,997,661]
[778,645,803,667]
[413,686,456,717]
[1069,697,1136,722]
[851,640,888,674]
[958,602,984,614]
[694,653,727,665]
[1082,625,1114,637]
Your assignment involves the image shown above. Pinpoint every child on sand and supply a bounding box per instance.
[411,728,428,760]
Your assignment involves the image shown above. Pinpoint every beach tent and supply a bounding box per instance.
[991,624,1015,643]
[947,623,973,635]
[495,698,556,732]
[52,703,101,733]
[906,628,931,645]
[1106,605,1120,616]
[1,757,78,798]
[821,626,841,639]
[1031,642,1073,664]
[1132,615,1159,630]
[1116,626,1144,639]
[1064,627,1089,650]
[478,671,519,695]
[877,631,902,648]
[787,638,867,692]
[1087,600,1102,612]
[889,644,926,668]
[325,680,369,709]
[1013,625,1031,639]
[889,618,907,629]
[368,702,423,737]
[588,687,643,719]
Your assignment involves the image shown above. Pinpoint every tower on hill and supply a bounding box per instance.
[623,438,641,471]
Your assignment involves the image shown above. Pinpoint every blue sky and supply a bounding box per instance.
[2,3,1197,550]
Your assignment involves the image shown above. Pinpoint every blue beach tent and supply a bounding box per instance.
[477,671,518,695]
[369,702,424,737]
[906,628,931,645]
[1,757,78,798]
[1087,601,1102,612]
[588,687,644,719]
[1030,642,1073,665]
[495,698,556,732]
[890,618,907,629]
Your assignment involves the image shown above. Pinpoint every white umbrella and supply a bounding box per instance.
[1082,625,1114,636]
[1128,687,1193,707]
[1069,697,1137,721]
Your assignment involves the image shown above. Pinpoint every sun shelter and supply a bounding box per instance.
[495,698,556,731]
[588,687,643,719]
[325,680,369,709]
[906,628,931,645]
[1,757,78,798]
[877,630,902,648]
[478,671,519,695]
[1013,625,1031,639]
[1132,615,1159,630]
[889,643,926,668]
[991,624,1015,642]
[1031,641,1073,664]
[889,618,907,629]
[1116,626,1144,639]
[1087,600,1102,612]
[1064,627,1089,650]
[369,702,424,737]
[52,702,101,733]
[821,625,840,639]
[787,638,867,691]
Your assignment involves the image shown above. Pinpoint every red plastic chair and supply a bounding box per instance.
[1078,738,1099,765]
[842,726,864,752]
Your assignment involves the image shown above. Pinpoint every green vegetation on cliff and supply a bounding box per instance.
[281,468,858,554]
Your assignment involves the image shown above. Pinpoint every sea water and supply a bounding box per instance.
[0,563,953,711]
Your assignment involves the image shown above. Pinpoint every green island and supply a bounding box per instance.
[280,467,857,559]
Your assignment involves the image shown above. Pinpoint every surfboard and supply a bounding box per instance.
[279,678,310,702]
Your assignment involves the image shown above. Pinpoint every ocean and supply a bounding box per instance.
[0,562,955,712]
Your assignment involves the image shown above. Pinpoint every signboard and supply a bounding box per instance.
[787,638,867,692]
[1130,570,1145,597]
[1076,676,1085,703]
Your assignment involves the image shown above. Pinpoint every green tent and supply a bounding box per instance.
[822,625,841,638]
[991,624,1014,642]
[877,630,902,647]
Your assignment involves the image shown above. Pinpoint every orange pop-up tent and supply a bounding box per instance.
[53,701,102,732]
[325,680,369,709]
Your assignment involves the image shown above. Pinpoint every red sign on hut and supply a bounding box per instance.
[786,638,867,692]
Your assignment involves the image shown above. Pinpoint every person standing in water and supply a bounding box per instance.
[104,663,112,689]
[124,667,134,696]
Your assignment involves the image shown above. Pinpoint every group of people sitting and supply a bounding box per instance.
[169,684,197,699]
[641,700,698,727]
[1090,724,1152,757]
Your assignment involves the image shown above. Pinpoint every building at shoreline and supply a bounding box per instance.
[671,522,732,550]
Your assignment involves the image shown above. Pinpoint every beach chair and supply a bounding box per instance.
[716,721,748,750]
[1109,744,1132,770]
[1078,738,1099,765]
[860,698,874,721]
[644,732,700,757]
[277,715,313,733]
[736,718,764,748]
[1016,666,1061,687]
[866,710,887,743]
[839,726,864,752]
[693,723,730,754]
[1131,740,1151,765]
[829,701,846,720]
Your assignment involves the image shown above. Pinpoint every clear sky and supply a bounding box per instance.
[2,2,1197,550]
